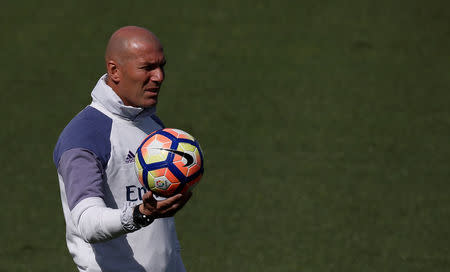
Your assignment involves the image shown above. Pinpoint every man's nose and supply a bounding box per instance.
[151,68,164,84]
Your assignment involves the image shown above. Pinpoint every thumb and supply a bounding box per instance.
[142,191,155,204]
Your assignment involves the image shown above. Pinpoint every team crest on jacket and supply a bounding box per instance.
[125,151,135,164]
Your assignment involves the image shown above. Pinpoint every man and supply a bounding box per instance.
[53,26,191,272]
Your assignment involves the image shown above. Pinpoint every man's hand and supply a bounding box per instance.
[139,191,193,219]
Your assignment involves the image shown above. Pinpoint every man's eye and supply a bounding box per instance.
[141,63,165,70]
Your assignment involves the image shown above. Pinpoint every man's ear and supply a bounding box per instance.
[107,60,121,83]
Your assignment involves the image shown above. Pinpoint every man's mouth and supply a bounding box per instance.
[145,88,160,93]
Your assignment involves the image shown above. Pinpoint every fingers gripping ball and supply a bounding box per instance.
[135,128,204,197]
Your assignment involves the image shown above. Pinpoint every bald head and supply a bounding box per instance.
[105,26,162,65]
[104,26,166,108]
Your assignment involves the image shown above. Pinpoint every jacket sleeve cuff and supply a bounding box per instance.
[120,202,141,232]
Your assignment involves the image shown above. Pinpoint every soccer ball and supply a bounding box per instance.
[135,128,204,197]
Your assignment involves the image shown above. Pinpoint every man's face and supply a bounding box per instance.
[115,42,166,108]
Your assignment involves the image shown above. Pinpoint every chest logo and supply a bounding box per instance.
[125,151,135,164]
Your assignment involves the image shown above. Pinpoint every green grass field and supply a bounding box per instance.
[1,1,449,271]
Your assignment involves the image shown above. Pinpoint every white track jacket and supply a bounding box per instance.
[53,75,185,272]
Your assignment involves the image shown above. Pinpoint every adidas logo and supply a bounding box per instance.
[125,151,135,164]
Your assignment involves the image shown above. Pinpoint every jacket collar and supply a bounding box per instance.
[91,74,156,120]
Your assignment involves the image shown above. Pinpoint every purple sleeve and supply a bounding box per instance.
[53,106,112,169]
[58,148,105,210]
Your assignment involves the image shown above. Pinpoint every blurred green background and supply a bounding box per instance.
[1,0,449,271]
